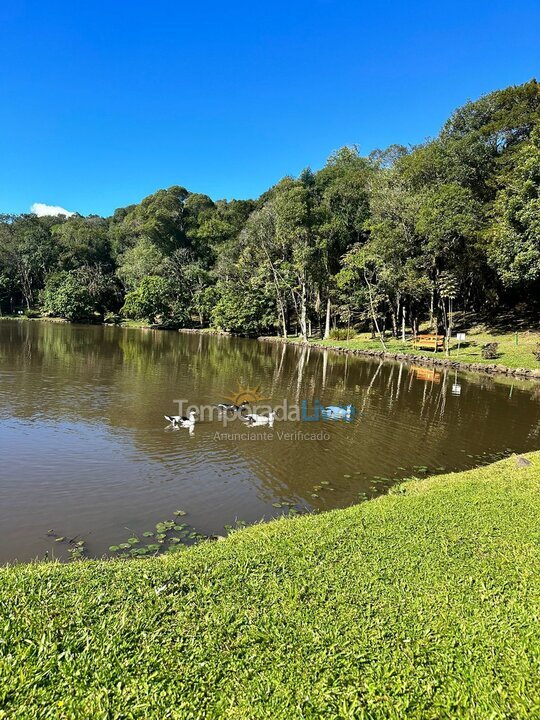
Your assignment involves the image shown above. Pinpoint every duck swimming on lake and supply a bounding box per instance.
[164,410,197,428]
[244,411,276,426]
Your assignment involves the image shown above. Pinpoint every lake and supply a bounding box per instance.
[1,319,539,563]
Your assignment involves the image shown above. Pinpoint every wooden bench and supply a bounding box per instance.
[411,334,445,352]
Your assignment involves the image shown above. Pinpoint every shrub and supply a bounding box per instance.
[211,280,277,335]
[121,276,175,324]
[41,269,120,322]
[481,342,499,360]
[329,328,352,341]
[533,344,540,362]
[41,272,94,322]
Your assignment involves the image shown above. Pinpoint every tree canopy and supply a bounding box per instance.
[1,80,539,333]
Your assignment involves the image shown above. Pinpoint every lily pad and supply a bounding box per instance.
[108,545,120,552]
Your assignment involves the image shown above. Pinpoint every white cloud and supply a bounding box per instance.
[31,202,75,217]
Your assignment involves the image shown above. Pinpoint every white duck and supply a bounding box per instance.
[164,410,197,428]
[244,411,276,426]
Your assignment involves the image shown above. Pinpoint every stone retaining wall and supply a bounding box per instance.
[257,336,540,381]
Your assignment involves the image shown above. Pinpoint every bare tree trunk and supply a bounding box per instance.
[363,265,387,351]
[324,296,331,340]
[314,288,322,337]
[272,276,287,339]
[392,292,401,338]
[278,296,288,339]
[440,296,448,341]
[446,297,453,356]
[401,302,406,342]
[299,279,308,343]
[391,312,397,338]
[261,243,288,339]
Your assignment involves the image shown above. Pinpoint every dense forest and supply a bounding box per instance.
[1,80,539,340]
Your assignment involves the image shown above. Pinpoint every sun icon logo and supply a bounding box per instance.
[224,382,270,406]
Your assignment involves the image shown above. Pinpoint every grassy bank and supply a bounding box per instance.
[1,454,540,718]
[278,325,540,373]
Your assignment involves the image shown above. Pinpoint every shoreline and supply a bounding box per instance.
[3,316,539,381]
[258,335,540,381]
[2,451,539,716]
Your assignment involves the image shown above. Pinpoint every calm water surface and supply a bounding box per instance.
[1,320,539,562]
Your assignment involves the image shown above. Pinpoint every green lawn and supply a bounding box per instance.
[284,326,540,371]
[1,454,540,718]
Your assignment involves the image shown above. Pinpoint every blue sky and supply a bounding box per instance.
[1,0,539,217]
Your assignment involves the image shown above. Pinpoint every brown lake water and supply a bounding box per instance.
[1,319,539,563]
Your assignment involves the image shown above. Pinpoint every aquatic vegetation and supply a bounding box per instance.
[107,513,206,558]
[67,540,86,560]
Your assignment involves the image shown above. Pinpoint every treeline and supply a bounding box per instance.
[1,80,539,339]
